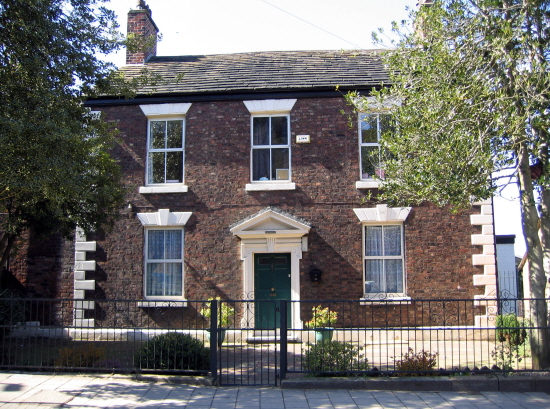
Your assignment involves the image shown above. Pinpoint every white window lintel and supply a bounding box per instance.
[140,103,192,117]
[243,99,297,114]
[137,209,192,226]
[354,205,411,223]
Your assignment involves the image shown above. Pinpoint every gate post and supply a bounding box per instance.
[209,299,218,384]
[279,300,287,381]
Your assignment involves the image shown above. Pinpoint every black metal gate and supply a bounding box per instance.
[211,300,287,386]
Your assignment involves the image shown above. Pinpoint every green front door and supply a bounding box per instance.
[254,253,291,329]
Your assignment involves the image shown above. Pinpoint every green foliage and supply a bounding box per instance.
[394,348,438,376]
[352,0,550,209]
[199,297,236,328]
[304,305,338,329]
[134,332,210,371]
[352,0,550,367]
[491,343,523,372]
[302,340,368,376]
[55,343,106,368]
[496,314,527,347]
[0,0,130,269]
[493,314,529,371]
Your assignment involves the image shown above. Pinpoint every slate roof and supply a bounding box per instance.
[117,50,390,97]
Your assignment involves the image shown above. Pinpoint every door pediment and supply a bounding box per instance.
[230,208,310,239]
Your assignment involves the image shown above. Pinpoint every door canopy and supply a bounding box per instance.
[230,207,310,240]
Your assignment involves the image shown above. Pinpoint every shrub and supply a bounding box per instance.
[394,348,438,376]
[55,343,106,368]
[496,314,527,347]
[302,340,368,376]
[134,332,209,371]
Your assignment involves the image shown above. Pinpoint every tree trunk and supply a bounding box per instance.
[517,143,550,369]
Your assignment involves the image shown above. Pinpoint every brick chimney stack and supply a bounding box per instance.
[126,0,159,65]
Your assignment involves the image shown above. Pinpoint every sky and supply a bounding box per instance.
[103,0,526,257]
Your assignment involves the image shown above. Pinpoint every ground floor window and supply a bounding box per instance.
[364,224,404,295]
[145,229,183,298]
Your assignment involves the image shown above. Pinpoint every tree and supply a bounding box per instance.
[355,0,550,369]
[0,0,126,273]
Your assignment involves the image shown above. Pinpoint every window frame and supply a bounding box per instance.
[250,113,291,183]
[145,116,186,187]
[362,222,406,299]
[143,227,185,301]
[358,113,390,181]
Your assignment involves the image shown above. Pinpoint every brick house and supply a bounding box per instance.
[9,2,497,329]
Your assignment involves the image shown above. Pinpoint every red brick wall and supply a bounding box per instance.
[89,97,483,308]
[8,230,74,298]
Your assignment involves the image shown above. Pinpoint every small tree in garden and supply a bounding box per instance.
[355,0,550,369]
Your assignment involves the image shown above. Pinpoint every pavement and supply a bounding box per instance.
[0,372,549,408]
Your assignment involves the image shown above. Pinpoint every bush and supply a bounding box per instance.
[134,332,209,371]
[496,314,527,347]
[394,348,438,376]
[55,343,106,368]
[302,340,368,376]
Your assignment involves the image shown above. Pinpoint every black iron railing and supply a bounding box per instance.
[0,295,547,384]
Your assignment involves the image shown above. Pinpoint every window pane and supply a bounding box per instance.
[271,116,288,145]
[148,152,165,184]
[253,117,269,145]
[150,121,166,149]
[148,230,165,259]
[166,151,183,182]
[365,226,383,256]
[165,263,183,296]
[146,263,164,296]
[383,226,402,256]
[253,149,270,181]
[361,146,379,179]
[166,120,183,149]
[271,148,289,180]
[360,115,378,143]
[365,259,383,293]
[165,230,182,259]
[385,259,403,293]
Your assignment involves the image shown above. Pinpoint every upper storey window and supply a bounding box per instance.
[252,115,290,182]
[243,99,296,191]
[139,103,191,194]
[359,113,390,180]
[147,119,184,184]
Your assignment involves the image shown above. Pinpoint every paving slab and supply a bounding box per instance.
[0,372,549,408]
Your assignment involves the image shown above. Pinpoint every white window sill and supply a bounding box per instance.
[137,300,188,308]
[245,182,296,191]
[356,180,381,189]
[360,296,411,306]
[139,185,188,194]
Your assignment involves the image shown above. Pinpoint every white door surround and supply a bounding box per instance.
[230,208,310,329]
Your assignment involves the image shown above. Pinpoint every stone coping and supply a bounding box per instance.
[281,374,550,392]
